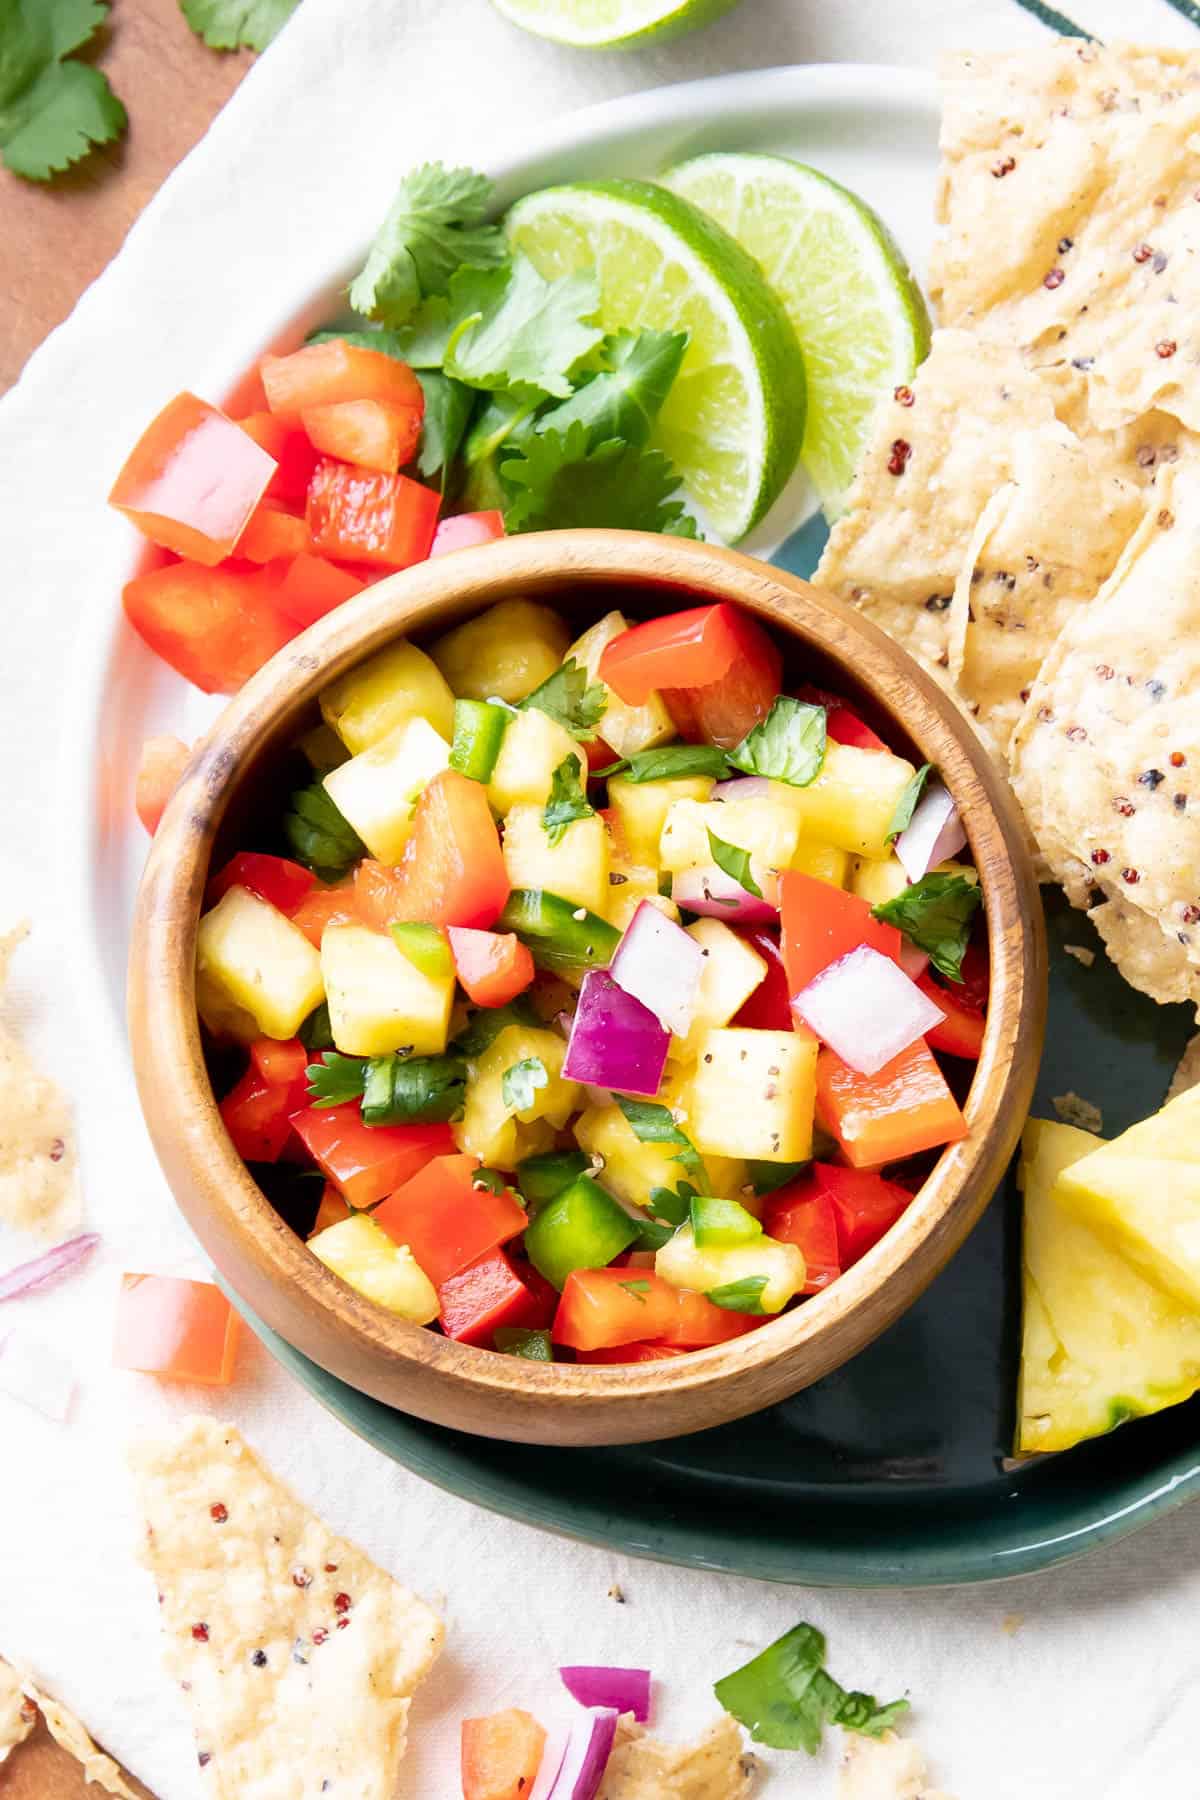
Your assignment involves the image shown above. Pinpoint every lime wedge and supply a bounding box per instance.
[663,153,930,519]
[489,0,742,49]
[506,179,805,543]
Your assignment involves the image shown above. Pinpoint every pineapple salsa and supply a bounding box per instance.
[194,594,988,1363]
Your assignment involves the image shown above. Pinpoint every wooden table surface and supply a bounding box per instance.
[1,6,251,1785]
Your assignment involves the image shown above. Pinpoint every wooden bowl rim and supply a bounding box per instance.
[129,529,1045,1428]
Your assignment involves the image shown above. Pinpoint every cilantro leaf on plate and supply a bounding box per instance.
[543,754,595,846]
[714,1621,908,1754]
[707,828,763,900]
[306,1052,367,1109]
[886,762,931,842]
[535,329,688,449]
[521,657,607,742]
[444,256,603,400]
[729,697,826,788]
[502,1056,549,1115]
[181,0,299,51]
[0,2,126,182]
[361,1053,467,1125]
[502,421,700,537]
[615,1098,704,1177]
[348,163,506,328]
[596,745,730,783]
[283,781,366,882]
[872,871,982,981]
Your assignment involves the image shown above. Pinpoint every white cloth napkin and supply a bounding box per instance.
[3,0,1200,1794]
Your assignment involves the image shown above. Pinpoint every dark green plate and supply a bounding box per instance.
[228,519,1200,1587]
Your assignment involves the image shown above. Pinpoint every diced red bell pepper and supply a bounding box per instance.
[815,1041,967,1169]
[301,399,422,475]
[220,1067,296,1163]
[461,1709,548,1800]
[135,734,190,834]
[762,1182,841,1292]
[585,737,616,775]
[447,928,535,1008]
[237,410,320,502]
[268,552,368,628]
[598,603,781,750]
[794,682,887,753]
[289,1104,454,1209]
[110,392,277,566]
[208,852,315,916]
[552,1267,680,1352]
[368,771,510,930]
[577,1342,689,1364]
[238,501,311,564]
[373,1154,527,1288]
[808,1163,912,1266]
[113,1275,240,1385]
[306,459,440,568]
[430,510,506,557]
[731,928,793,1030]
[918,971,985,1059]
[656,1286,761,1348]
[123,561,296,694]
[289,881,361,947]
[262,339,424,420]
[437,1246,551,1346]
[779,871,903,998]
[248,1036,310,1089]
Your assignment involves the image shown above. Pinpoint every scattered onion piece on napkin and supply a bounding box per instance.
[0,1329,76,1420]
[0,1232,99,1301]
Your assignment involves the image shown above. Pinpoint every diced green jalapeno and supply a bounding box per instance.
[522,1175,638,1290]
[499,889,620,978]
[449,698,510,783]
[517,1148,591,1212]
[690,1195,764,1250]
[390,922,453,980]
[493,1327,554,1361]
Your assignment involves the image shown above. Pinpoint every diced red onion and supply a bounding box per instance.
[898,940,930,982]
[529,1718,572,1800]
[609,901,704,1035]
[0,1233,100,1302]
[711,776,770,803]
[0,1329,75,1420]
[895,783,966,883]
[560,1666,651,1722]
[563,972,669,1098]
[535,1707,619,1800]
[672,866,777,924]
[794,945,946,1076]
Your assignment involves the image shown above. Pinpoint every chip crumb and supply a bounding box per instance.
[1052,1091,1103,1133]
[837,1730,957,1799]
[0,1664,137,1797]
[1167,1031,1200,1102]
[1063,944,1096,968]
[0,922,81,1239]
[1001,1612,1025,1635]
[608,1582,626,1604]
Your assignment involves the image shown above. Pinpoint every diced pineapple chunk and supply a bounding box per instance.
[503,804,610,916]
[309,1214,439,1323]
[488,707,580,812]
[849,854,909,906]
[604,836,679,931]
[772,743,916,860]
[566,612,675,758]
[322,717,450,863]
[682,1027,817,1163]
[790,839,849,888]
[431,598,570,702]
[656,1223,804,1313]
[668,920,766,1063]
[196,886,324,1042]
[319,639,455,752]
[457,1024,580,1168]
[320,923,454,1057]
[574,1102,747,1208]
[659,796,800,876]
[298,722,349,774]
[607,775,714,867]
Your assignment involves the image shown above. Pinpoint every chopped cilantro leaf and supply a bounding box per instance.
[748,1159,807,1197]
[297,1003,334,1052]
[872,871,982,981]
[283,781,366,881]
[714,1621,909,1754]
[306,1053,367,1109]
[502,1056,549,1115]
[543,754,595,846]
[534,329,688,449]
[729,698,826,788]
[348,163,505,328]
[502,422,699,538]
[619,1278,651,1301]
[453,997,541,1057]
[707,1276,768,1314]
[647,1181,698,1225]
[361,1054,467,1125]
[494,1327,553,1360]
[615,1098,703,1177]
[597,745,731,783]
[180,0,298,49]
[520,657,607,742]
[405,255,601,400]
[706,829,763,900]
[886,763,931,842]
[0,2,127,182]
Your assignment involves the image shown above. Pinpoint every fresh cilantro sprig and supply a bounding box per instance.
[402,256,603,400]
[534,329,688,449]
[502,1057,549,1115]
[362,1054,466,1125]
[181,0,299,51]
[597,745,731,783]
[520,657,607,741]
[501,422,700,537]
[349,163,506,328]
[543,755,595,846]
[872,871,982,981]
[729,698,826,788]
[886,763,931,842]
[707,829,763,900]
[283,781,366,882]
[714,1622,908,1754]
[0,1,127,181]
[306,1053,367,1108]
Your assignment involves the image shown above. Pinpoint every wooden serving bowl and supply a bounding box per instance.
[129,530,1045,1447]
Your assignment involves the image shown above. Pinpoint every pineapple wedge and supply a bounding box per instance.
[430,598,569,702]
[574,1101,747,1208]
[682,1027,817,1163]
[489,708,580,813]
[604,835,679,932]
[667,920,766,1064]
[1019,1119,1200,1454]
[659,796,800,876]
[321,923,454,1057]
[322,716,450,863]
[656,1224,804,1313]
[1054,1086,1200,1308]
[607,774,714,867]
[196,886,324,1042]
[771,743,916,860]
[502,804,610,916]
[565,611,675,758]
[309,1214,439,1323]
[458,1024,580,1168]
[319,638,455,752]
[849,855,909,906]
[789,839,849,888]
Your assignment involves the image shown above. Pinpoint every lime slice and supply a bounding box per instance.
[489,0,742,49]
[663,153,930,519]
[506,179,805,543]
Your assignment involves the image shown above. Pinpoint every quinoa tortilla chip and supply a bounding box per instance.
[598,1712,758,1799]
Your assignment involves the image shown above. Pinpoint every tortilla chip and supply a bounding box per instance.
[597,1713,758,1799]
[0,922,80,1239]
[1167,1032,1200,1100]
[130,1416,443,1800]
[0,1663,34,1765]
[837,1730,956,1800]
[1011,464,1200,1005]
[934,45,1200,435]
